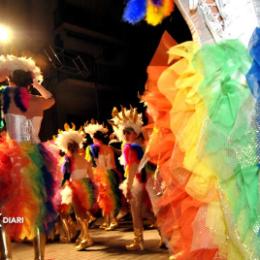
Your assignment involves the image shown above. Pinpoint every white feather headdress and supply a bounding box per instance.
[109,106,143,141]
[55,123,85,153]
[84,121,108,138]
[0,55,43,83]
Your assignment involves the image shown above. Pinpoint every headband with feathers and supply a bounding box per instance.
[109,106,143,141]
[84,120,108,138]
[0,55,43,83]
[54,123,85,153]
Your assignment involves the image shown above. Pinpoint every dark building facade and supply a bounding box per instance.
[0,0,191,139]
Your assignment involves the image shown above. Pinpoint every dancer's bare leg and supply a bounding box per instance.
[0,224,12,260]
[33,228,46,260]
[75,213,93,251]
[126,179,144,251]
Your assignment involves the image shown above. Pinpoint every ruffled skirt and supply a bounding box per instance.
[143,37,260,259]
[0,134,60,240]
[94,168,121,216]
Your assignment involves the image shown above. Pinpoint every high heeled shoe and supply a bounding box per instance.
[105,221,119,231]
[75,216,93,251]
[99,222,109,229]
[75,238,93,251]
[125,228,144,251]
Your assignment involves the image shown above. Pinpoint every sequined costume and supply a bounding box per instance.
[0,110,59,241]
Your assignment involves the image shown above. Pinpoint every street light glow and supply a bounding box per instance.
[0,25,11,43]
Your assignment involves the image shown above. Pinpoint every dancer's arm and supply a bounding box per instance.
[126,163,138,199]
[33,81,55,109]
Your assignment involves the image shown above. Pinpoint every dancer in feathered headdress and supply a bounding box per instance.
[0,55,58,260]
[109,106,143,142]
[55,123,95,251]
[109,106,157,251]
[85,120,122,231]
[0,54,43,83]
[56,123,85,154]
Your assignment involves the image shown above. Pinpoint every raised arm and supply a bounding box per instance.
[33,81,55,109]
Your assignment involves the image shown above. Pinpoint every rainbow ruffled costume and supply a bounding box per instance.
[86,144,121,216]
[60,156,96,217]
[54,124,96,217]
[0,133,60,241]
[0,58,60,260]
[121,142,157,209]
[142,30,260,259]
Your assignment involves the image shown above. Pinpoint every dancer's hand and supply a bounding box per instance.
[33,80,53,99]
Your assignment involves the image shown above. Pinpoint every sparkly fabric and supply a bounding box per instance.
[5,113,42,143]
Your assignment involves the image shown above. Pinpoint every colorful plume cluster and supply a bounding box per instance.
[0,135,60,240]
[122,0,174,26]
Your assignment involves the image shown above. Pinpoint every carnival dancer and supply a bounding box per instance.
[0,55,59,260]
[55,124,95,251]
[109,106,156,251]
[85,122,121,231]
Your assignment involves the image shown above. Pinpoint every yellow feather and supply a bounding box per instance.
[64,123,70,131]
[146,0,164,26]
[112,107,118,117]
[146,0,174,26]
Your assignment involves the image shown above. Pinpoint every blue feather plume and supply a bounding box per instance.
[122,0,147,24]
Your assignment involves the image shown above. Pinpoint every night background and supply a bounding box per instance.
[0,0,191,140]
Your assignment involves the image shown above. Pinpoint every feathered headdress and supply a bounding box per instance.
[0,55,43,83]
[54,123,85,153]
[84,120,108,138]
[109,106,143,141]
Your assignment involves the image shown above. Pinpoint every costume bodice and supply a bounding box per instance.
[95,153,114,170]
[71,169,87,180]
[5,113,42,144]
[175,0,258,46]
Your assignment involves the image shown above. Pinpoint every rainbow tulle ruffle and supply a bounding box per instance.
[142,30,260,259]
[0,134,60,240]
[93,168,121,216]
[86,145,121,216]
[69,178,95,217]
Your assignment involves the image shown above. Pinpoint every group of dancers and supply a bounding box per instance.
[0,55,162,260]
[1,1,260,259]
